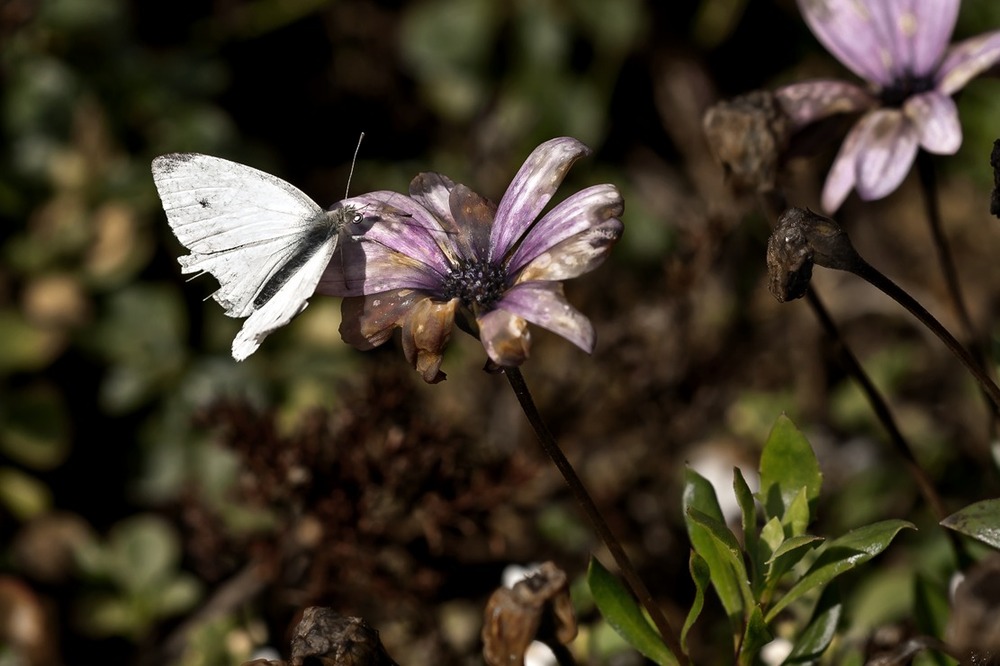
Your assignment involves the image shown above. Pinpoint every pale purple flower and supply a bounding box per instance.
[775,0,1000,213]
[317,137,624,383]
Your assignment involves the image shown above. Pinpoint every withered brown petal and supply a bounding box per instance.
[481,562,577,666]
[400,297,458,383]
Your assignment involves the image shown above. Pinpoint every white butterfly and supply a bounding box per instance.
[151,152,363,360]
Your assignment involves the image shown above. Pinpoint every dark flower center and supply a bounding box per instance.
[441,258,508,312]
[880,73,935,108]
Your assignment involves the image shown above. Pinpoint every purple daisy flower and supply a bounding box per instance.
[317,137,624,383]
[775,0,1000,213]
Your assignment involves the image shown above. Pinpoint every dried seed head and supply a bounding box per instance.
[287,608,399,666]
[703,90,793,193]
[766,207,863,302]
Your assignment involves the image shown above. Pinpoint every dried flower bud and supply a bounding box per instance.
[481,562,577,666]
[702,90,793,193]
[766,207,864,302]
[272,608,399,666]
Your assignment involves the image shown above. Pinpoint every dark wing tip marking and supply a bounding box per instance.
[151,153,202,175]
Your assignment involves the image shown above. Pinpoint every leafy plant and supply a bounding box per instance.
[588,414,914,664]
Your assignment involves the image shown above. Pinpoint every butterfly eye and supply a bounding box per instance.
[352,212,364,225]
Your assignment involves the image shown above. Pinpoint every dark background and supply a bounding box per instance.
[2,0,1000,663]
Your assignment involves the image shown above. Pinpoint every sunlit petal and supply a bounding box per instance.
[491,137,591,261]
[774,80,876,130]
[797,0,894,86]
[936,29,1000,95]
[494,282,595,354]
[904,91,961,154]
[508,184,623,276]
[853,109,919,201]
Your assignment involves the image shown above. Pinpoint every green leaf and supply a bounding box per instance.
[940,499,1000,549]
[785,585,841,663]
[687,508,755,612]
[768,535,824,564]
[759,415,822,523]
[784,486,811,537]
[763,534,824,603]
[736,605,771,666]
[765,519,914,622]
[683,468,745,623]
[733,467,761,583]
[682,551,711,654]
[586,557,679,666]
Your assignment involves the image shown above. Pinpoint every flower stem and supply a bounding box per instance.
[804,289,951,518]
[850,257,1000,413]
[916,152,980,352]
[760,195,963,555]
[916,152,999,423]
[503,367,687,664]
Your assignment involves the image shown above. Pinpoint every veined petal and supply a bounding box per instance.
[339,289,434,350]
[906,0,959,76]
[775,80,876,130]
[797,0,895,86]
[491,137,592,262]
[854,109,919,201]
[343,191,455,276]
[936,29,1000,95]
[449,184,497,262]
[508,184,623,276]
[515,217,623,283]
[318,238,443,297]
[494,282,595,354]
[408,172,465,265]
[904,91,961,154]
[821,115,867,213]
[477,309,531,367]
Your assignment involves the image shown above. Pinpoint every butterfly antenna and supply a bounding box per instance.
[345,131,364,200]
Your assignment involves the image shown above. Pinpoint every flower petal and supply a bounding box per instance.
[339,289,431,350]
[821,115,866,213]
[516,217,623,284]
[853,109,919,201]
[797,0,895,86]
[493,282,595,354]
[477,309,531,367]
[774,80,876,130]
[449,183,497,261]
[508,184,623,277]
[904,91,961,154]
[905,0,959,76]
[936,29,1000,95]
[400,296,457,383]
[491,137,592,262]
[316,193,450,297]
[346,191,454,276]
[408,172,465,265]
[318,239,443,297]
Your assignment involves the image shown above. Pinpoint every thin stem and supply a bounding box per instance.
[503,367,687,664]
[916,152,979,348]
[804,289,950,518]
[760,193,962,554]
[916,152,999,427]
[851,257,1000,412]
